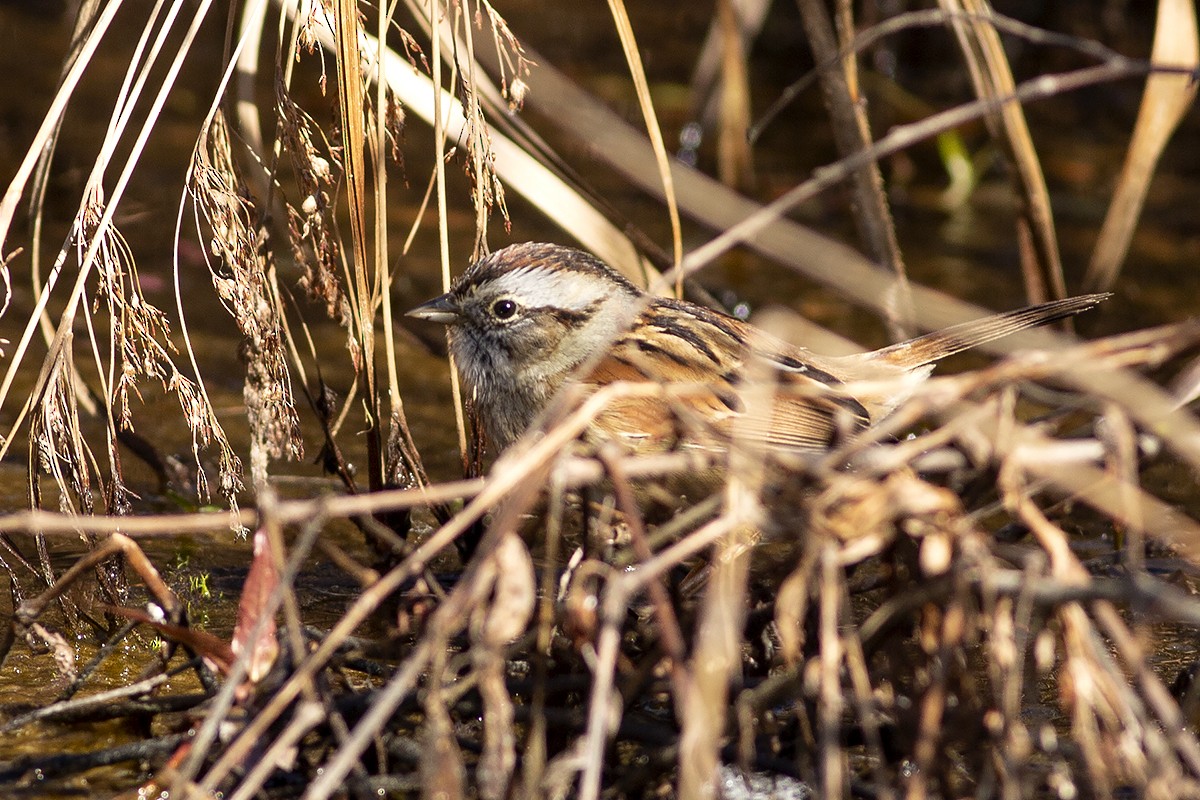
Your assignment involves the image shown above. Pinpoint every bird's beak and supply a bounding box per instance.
[406,293,460,324]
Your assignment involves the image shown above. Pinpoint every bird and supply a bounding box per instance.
[407,242,1106,456]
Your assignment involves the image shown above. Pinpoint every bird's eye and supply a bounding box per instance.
[491,299,518,320]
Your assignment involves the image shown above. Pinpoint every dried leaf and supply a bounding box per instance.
[230,528,280,684]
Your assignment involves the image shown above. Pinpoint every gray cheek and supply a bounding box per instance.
[507,319,568,363]
[449,323,517,392]
[448,315,570,391]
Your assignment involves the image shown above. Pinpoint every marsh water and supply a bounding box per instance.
[0,0,1198,796]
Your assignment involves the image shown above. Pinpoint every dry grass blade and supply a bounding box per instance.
[939,0,1068,304]
[796,0,910,332]
[332,0,386,489]
[690,0,763,190]
[370,11,645,278]
[0,0,124,256]
[0,0,156,452]
[426,0,469,464]
[605,0,684,289]
[1085,0,1199,292]
[676,354,768,798]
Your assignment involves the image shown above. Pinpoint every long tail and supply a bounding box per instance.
[869,293,1111,370]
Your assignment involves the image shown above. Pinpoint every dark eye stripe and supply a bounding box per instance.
[538,301,601,327]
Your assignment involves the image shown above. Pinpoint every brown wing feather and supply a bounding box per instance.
[583,329,741,451]
[581,301,870,452]
[729,397,840,450]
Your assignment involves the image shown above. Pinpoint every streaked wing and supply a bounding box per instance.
[756,345,871,450]
[581,299,870,451]
[584,316,741,450]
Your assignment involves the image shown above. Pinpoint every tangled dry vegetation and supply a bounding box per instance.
[0,1,1199,799]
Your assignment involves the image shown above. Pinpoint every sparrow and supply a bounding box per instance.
[407,242,1106,455]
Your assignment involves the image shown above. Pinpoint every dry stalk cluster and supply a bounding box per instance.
[0,1,1197,799]
[2,328,1200,800]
